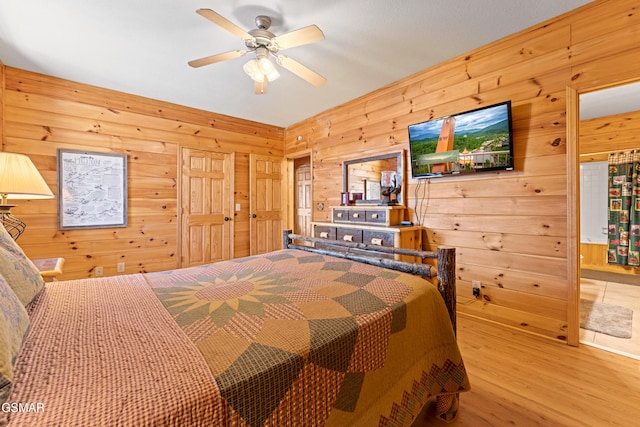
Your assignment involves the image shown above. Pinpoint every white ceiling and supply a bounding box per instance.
[0,0,595,128]
[580,81,640,120]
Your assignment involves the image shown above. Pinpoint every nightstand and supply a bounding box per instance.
[32,257,65,282]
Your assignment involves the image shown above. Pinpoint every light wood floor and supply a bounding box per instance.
[580,277,640,358]
[413,314,640,427]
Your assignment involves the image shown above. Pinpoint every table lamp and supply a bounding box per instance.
[0,152,54,240]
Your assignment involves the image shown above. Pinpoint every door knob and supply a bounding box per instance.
[251,214,257,218]
[224,216,230,221]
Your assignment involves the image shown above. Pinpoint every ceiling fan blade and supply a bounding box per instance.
[272,25,324,50]
[196,9,253,40]
[254,77,268,95]
[276,55,326,88]
[188,50,246,68]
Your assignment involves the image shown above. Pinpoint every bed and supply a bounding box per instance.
[0,227,469,426]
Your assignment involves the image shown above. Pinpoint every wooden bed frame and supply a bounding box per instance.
[282,230,457,333]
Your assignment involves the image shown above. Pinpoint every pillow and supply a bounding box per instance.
[0,225,45,307]
[0,273,30,404]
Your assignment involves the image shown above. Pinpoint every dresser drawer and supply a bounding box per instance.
[332,209,349,222]
[363,230,395,247]
[365,209,387,224]
[315,225,336,240]
[348,210,366,222]
[337,228,363,243]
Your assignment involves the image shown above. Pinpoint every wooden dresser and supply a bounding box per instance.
[312,205,422,261]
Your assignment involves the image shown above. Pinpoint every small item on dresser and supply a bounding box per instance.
[380,171,395,187]
[400,220,414,226]
[379,171,401,206]
[340,192,350,206]
[351,192,363,203]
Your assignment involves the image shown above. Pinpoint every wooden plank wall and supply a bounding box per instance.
[1,68,283,279]
[284,0,640,342]
[580,109,640,162]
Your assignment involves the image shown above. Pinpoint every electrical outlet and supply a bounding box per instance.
[117,262,125,273]
[472,280,481,297]
[95,266,104,277]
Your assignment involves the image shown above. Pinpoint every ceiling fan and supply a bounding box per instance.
[188,9,326,94]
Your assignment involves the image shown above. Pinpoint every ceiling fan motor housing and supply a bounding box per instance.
[254,15,272,30]
[247,29,278,52]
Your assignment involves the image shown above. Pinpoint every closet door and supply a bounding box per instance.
[181,148,234,267]
[295,161,312,237]
[249,154,284,255]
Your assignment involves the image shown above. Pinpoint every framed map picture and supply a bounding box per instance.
[57,149,128,230]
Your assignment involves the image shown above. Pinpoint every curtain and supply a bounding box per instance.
[607,150,640,267]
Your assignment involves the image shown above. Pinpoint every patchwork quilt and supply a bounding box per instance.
[4,249,469,426]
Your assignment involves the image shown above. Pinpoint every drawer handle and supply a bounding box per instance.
[371,213,379,219]
[337,213,343,218]
[353,213,360,218]
[343,234,353,242]
[320,231,329,238]
[371,238,383,246]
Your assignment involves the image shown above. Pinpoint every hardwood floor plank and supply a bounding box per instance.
[413,314,640,426]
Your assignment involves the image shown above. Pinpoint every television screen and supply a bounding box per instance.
[408,101,514,178]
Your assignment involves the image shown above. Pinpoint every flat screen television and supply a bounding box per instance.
[408,100,514,178]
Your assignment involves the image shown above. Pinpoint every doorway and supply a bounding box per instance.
[571,81,640,358]
[294,157,312,238]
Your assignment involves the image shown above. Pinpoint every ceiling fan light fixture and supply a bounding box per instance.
[258,57,274,73]
[242,59,261,81]
[243,58,279,83]
[265,64,280,82]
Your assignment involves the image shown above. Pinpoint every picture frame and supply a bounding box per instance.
[364,179,381,200]
[57,149,128,230]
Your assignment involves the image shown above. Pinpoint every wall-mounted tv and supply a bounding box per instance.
[408,101,514,178]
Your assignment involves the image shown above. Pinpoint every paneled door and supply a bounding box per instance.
[250,154,284,255]
[295,161,312,237]
[181,148,234,267]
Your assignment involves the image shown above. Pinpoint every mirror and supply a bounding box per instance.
[342,151,404,206]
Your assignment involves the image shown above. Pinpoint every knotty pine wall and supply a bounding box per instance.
[0,66,283,279]
[284,0,640,342]
[580,109,640,163]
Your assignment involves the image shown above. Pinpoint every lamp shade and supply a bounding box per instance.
[0,152,54,200]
